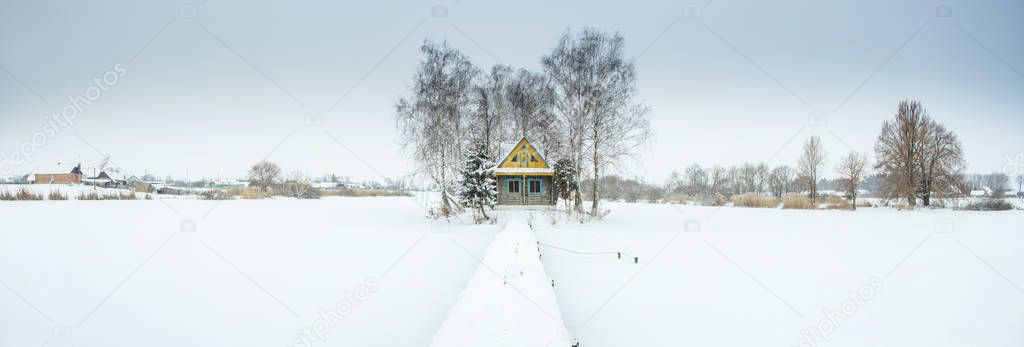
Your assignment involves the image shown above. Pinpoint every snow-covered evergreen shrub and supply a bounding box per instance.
[459,141,497,223]
[552,159,578,208]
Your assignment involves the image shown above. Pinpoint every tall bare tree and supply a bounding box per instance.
[396,40,479,215]
[836,151,868,209]
[543,31,590,213]
[738,163,757,193]
[798,136,826,203]
[768,165,794,198]
[684,164,708,196]
[506,68,554,138]
[470,65,512,158]
[874,100,929,206]
[918,122,964,205]
[505,68,563,160]
[874,100,964,207]
[753,163,771,195]
[708,166,727,196]
[248,160,280,193]
[544,29,651,215]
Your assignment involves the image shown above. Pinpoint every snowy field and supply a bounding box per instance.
[0,196,498,347]
[2,196,1022,347]
[535,203,1024,347]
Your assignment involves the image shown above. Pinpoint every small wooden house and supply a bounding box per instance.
[494,138,556,205]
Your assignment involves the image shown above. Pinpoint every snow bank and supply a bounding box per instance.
[430,218,571,347]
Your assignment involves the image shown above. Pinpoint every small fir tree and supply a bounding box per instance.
[459,141,497,222]
[552,158,579,210]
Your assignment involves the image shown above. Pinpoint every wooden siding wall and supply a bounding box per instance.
[497,176,555,205]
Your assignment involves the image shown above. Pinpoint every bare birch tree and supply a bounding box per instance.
[470,65,512,158]
[577,30,651,216]
[506,68,553,138]
[543,29,610,213]
[396,40,479,216]
[798,136,826,203]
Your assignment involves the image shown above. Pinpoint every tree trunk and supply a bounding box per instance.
[590,166,599,215]
[573,149,584,214]
[573,188,582,213]
[441,190,452,217]
[590,140,600,216]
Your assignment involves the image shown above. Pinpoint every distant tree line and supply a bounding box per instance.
[655,100,1013,210]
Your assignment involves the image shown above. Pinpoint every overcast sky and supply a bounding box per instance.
[1,0,1022,182]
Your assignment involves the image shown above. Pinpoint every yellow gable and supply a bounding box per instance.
[499,138,549,169]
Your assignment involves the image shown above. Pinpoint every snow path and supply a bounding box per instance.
[430,217,571,347]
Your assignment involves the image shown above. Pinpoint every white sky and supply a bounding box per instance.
[1,0,1022,182]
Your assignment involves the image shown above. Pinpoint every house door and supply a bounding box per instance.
[506,177,524,204]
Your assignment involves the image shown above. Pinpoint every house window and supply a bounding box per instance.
[511,155,517,162]
[531,155,537,162]
[528,178,542,195]
[507,179,521,193]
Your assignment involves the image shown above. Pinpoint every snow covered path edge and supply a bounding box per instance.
[430,218,571,347]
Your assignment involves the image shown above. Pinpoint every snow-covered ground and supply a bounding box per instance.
[0,196,498,347]
[430,217,569,347]
[535,203,1024,347]
[2,197,1022,346]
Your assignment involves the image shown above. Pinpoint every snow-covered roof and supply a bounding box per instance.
[312,182,339,189]
[83,178,112,185]
[213,179,249,186]
[494,167,554,175]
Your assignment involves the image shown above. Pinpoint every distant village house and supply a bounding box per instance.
[31,164,84,184]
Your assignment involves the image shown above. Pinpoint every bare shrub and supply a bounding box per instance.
[824,195,851,210]
[48,191,68,200]
[320,188,411,197]
[14,189,43,201]
[226,187,264,199]
[782,195,814,209]
[962,199,1014,211]
[78,191,102,200]
[712,193,727,206]
[731,193,779,208]
[200,190,232,200]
